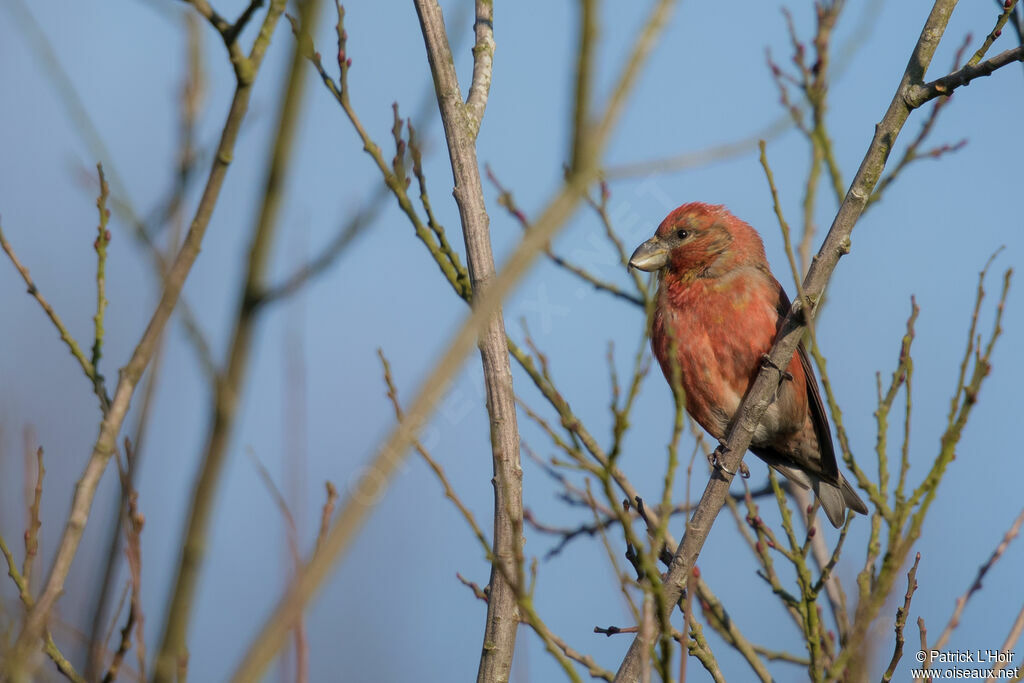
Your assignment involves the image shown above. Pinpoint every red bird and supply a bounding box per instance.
[630,203,867,528]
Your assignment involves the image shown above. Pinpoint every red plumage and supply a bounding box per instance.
[630,203,867,528]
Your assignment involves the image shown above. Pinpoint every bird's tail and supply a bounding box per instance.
[767,461,869,528]
[813,475,869,528]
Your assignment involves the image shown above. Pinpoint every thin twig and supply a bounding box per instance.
[882,552,921,682]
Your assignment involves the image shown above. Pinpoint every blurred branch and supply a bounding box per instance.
[101,461,146,683]
[1,0,133,214]
[91,164,112,410]
[21,446,44,591]
[585,183,649,298]
[87,18,206,676]
[605,115,793,180]
[3,0,218,383]
[229,0,677,677]
[988,603,1024,681]
[0,535,84,683]
[245,451,308,683]
[379,351,589,682]
[488,167,644,307]
[612,2,1021,679]
[604,0,885,180]
[378,350,492,554]
[932,506,1024,650]
[252,195,383,306]
[152,0,316,678]
[7,0,287,675]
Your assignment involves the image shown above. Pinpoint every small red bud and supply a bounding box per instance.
[1005,0,1012,9]
[341,30,348,40]
[994,29,1002,38]
[755,541,763,553]
[692,566,701,578]
[806,504,814,515]
[338,49,346,62]
[94,238,100,249]
[314,51,321,62]
[754,516,763,527]
[828,630,835,642]
[808,527,817,538]
[346,58,352,68]
[766,540,775,549]
[104,229,111,242]
[105,209,111,219]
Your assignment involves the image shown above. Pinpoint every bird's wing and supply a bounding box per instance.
[773,281,840,484]
[796,341,840,483]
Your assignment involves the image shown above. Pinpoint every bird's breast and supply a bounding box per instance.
[652,275,785,440]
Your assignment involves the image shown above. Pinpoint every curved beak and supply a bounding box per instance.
[629,237,668,271]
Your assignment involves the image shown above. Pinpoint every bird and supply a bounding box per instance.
[629,202,867,528]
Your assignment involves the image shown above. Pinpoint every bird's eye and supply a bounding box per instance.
[675,229,689,239]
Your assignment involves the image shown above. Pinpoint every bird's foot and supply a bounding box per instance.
[708,445,750,478]
[760,353,793,381]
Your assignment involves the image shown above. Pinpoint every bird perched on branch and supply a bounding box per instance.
[629,202,867,528]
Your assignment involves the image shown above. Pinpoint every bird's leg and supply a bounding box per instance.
[760,353,794,382]
[708,444,750,479]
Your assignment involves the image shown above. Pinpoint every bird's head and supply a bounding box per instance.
[629,203,767,280]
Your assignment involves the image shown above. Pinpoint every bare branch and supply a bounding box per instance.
[151,0,315,678]
[613,2,1019,679]
[229,0,676,675]
[464,0,495,133]
[408,2,525,680]
[0,534,85,683]
[882,552,921,682]
[7,0,288,675]
[906,46,1024,107]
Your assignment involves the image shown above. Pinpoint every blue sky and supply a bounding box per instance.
[1,1,1022,681]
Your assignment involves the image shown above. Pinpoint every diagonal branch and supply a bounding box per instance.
[612,2,1023,680]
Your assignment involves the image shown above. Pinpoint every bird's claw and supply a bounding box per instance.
[708,445,749,478]
[760,353,793,381]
